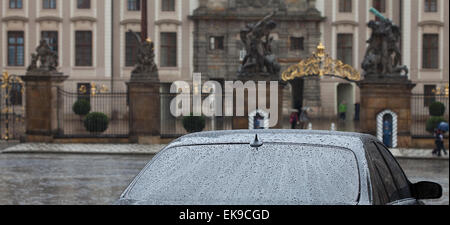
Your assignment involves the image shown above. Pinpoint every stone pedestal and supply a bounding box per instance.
[127,73,160,143]
[358,76,416,147]
[232,74,285,130]
[21,70,68,142]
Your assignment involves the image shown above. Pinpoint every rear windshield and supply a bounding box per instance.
[127,144,360,205]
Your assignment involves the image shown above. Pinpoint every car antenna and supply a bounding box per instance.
[250,134,263,148]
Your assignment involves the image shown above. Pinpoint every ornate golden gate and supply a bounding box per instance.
[282,43,361,82]
[0,72,25,141]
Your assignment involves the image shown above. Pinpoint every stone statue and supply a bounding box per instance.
[27,40,58,72]
[362,8,408,77]
[238,12,281,76]
[128,30,158,75]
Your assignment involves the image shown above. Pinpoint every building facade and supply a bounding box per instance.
[318,0,449,119]
[1,0,448,122]
[190,0,325,119]
[0,0,196,94]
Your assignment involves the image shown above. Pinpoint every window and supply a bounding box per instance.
[210,36,224,50]
[424,85,437,107]
[337,34,353,66]
[8,31,25,67]
[42,31,58,52]
[425,0,438,12]
[75,31,93,67]
[77,83,91,103]
[422,34,439,69]
[373,0,386,13]
[77,0,90,9]
[290,37,304,51]
[9,83,23,106]
[160,32,177,67]
[9,0,23,9]
[366,142,400,204]
[43,0,56,9]
[339,0,352,13]
[374,142,412,200]
[128,0,140,11]
[126,32,141,67]
[162,0,175,12]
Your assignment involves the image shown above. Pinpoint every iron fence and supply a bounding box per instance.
[411,94,449,137]
[0,79,25,141]
[160,92,233,138]
[56,88,129,138]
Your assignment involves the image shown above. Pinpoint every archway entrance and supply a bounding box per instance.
[281,43,361,130]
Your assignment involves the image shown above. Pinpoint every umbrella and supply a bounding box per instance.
[438,122,449,132]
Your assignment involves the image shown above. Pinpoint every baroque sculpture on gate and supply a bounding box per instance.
[128,30,158,77]
[27,40,58,72]
[361,8,408,78]
[238,12,281,77]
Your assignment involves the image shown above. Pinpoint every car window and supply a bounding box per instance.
[366,142,400,204]
[374,142,412,199]
[126,144,360,205]
[365,145,389,205]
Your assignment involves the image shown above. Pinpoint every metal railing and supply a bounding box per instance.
[411,94,449,138]
[56,88,129,138]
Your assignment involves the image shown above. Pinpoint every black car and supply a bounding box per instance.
[117,130,442,205]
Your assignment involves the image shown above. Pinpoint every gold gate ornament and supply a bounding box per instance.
[282,43,361,82]
[1,71,25,140]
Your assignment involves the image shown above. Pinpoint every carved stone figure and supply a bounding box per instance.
[128,30,158,76]
[27,40,58,72]
[362,10,408,77]
[238,12,281,76]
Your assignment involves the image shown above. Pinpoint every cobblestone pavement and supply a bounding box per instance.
[1,143,166,155]
[2,143,449,160]
[0,153,447,205]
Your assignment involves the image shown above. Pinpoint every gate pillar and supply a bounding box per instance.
[21,71,68,142]
[127,76,161,143]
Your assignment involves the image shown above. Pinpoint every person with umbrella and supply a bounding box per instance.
[433,122,448,157]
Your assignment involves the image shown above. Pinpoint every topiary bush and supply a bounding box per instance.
[426,116,447,134]
[429,101,446,117]
[72,99,91,116]
[84,112,109,133]
[182,114,206,133]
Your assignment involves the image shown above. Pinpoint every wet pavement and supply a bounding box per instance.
[0,153,448,205]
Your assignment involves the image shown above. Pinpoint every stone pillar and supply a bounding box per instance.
[127,74,160,143]
[21,71,68,142]
[358,77,416,148]
[232,75,286,130]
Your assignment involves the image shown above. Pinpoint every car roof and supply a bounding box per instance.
[167,129,377,157]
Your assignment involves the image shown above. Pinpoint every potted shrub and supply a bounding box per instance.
[72,99,91,117]
[182,114,206,133]
[426,102,447,134]
[84,112,110,133]
[429,101,446,117]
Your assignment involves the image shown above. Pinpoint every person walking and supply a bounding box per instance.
[433,129,448,157]
[289,110,299,129]
[339,101,347,121]
[299,107,310,130]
